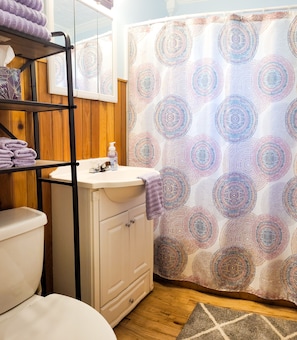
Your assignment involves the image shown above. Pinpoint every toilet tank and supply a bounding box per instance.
[0,207,47,315]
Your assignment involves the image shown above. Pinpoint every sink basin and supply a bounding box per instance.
[50,158,159,202]
[82,165,158,187]
[103,185,145,203]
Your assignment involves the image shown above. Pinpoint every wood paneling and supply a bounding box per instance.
[0,58,127,292]
[0,58,36,210]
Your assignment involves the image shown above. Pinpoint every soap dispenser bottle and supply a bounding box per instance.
[108,142,118,171]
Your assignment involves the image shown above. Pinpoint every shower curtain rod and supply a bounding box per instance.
[128,4,297,28]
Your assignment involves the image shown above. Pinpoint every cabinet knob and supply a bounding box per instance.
[130,219,135,224]
[129,298,134,304]
[125,223,131,227]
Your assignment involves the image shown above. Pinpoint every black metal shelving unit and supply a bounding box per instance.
[0,26,81,300]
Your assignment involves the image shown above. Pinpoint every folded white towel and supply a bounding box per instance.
[13,147,37,159]
[138,172,164,220]
[0,137,28,150]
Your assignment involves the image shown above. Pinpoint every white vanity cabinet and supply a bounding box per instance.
[51,181,154,327]
[100,203,153,324]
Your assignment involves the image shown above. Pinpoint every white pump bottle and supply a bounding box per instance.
[108,142,118,171]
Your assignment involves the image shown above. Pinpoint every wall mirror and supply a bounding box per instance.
[45,0,117,102]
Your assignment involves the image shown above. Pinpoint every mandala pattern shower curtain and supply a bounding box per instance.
[128,11,297,304]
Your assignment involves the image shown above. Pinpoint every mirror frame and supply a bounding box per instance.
[45,0,117,103]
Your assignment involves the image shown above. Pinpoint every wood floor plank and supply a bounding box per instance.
[113,279,297,339]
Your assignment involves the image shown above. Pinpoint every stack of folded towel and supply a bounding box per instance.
[0,0,51,41]
[0,148,13,168]
[0,137,37,168]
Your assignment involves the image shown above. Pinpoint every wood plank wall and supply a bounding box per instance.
[0,59,127,293]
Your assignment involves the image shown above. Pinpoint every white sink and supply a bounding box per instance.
[50,158,159,201]
[103,185,145,203]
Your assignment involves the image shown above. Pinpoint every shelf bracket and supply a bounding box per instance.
[20,59,34,72]
[0,123,17,138]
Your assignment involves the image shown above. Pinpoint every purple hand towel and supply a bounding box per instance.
[13,158,36,167]
[14,147,37,159]
[0,9,51,41]
[0,137,27,150]
[0,159,13,168]
[138,172,164,220]
[0,0,47,26]
[15,0,43,11]
[0,148,14,158]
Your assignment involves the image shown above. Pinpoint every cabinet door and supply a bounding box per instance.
[100,211,130,306]
[129,204,153,283]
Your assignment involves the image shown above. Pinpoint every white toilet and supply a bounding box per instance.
[0,207,117,340]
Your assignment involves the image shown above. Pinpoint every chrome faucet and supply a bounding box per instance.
[89,161,111,173]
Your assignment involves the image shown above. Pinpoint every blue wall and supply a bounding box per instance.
[114,0,297,78]
[173,0,297,16]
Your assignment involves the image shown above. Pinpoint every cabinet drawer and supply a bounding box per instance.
[101,271,152,328]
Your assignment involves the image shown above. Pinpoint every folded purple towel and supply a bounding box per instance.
[0,9,51,41]
[0,0,47,26]
[14,147,37,159]
[15,0,43,11]
[0,159,13,168]
[138,172,164,220]
[0,148,14,158]
[13,158,36,167]
[0,137,27,150]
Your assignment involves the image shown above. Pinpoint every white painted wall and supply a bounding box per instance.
[113,0,297,79]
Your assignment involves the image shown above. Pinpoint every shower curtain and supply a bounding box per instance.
[127,10,297,304]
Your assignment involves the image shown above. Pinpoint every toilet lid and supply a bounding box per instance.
[0,294,117,340]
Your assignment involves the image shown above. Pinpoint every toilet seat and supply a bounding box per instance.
[0,294,117,340]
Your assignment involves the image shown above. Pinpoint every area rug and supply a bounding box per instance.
[177,303,297,339]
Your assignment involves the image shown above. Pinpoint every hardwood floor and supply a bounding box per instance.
[113,278,297,339]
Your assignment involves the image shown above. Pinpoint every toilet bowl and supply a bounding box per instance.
[0,294,117,339]
[0,207,116,340]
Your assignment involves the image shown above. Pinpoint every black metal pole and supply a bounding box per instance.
[30,62,43,211]
[52,32,81,300]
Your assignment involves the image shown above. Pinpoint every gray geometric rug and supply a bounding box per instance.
[177,303,297,339]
